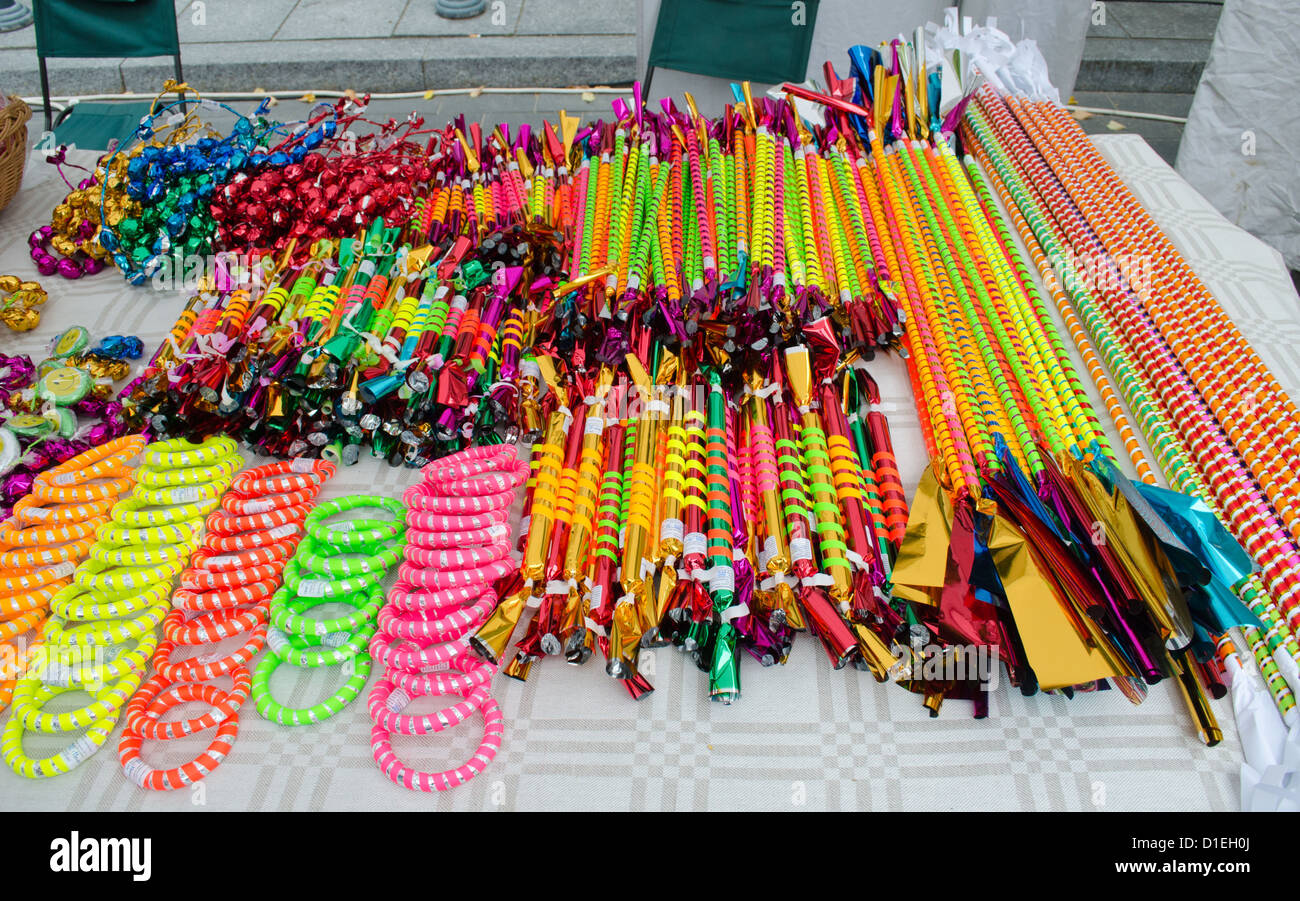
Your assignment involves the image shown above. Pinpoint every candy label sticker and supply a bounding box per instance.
[386,688,411,712]
[123,757,151,788]
[59,734,99,768]
[790,537,814,563]
[53,327,89,356]
[266,629,290,654]
[660,518,684,543]
[683,532,707,559]
[707,565,735,594]
[170,486,202,503]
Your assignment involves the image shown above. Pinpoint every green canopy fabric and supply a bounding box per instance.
[33,0,183,131]
[647,0,821,85]
[53,101,155,152]
[34,0,180,59]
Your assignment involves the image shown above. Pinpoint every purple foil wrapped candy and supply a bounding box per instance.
[2,471,35,504]
[0,355,36,389]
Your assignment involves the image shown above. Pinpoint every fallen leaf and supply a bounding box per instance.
[469,86,484,98]
[1106,119,1126,131]
[581,91,595,102]
[298,92,317,103]
[253,87,265,93]
[1071,108,1093,121]
[424,90,435,100]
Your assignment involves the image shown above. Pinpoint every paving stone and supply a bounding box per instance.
[176,0,299,43]
[516,0,634,35]
[395,0,523,36]
[275,0,410,40]
[420,34,635,88]
[0,22,35,50]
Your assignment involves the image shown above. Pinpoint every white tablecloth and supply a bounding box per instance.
[3,133,1295,812]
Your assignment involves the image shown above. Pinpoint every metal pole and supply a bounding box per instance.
[435,0,487,19]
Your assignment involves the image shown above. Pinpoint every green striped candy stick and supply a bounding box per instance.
[704,371,740,702]
[897,143,1044,476]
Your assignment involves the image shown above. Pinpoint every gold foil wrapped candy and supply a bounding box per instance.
[0,278,48,333]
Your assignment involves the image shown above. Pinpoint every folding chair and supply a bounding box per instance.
[644,0,821,96]
[34,0,183,131]
[45,100,157,150]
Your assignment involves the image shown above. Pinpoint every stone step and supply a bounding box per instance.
[1077,0,1222,93]
[1086,0,1223,40]
[1077,36,1213,93]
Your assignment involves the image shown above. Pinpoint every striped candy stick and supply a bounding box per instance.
[867,139,977,494]
[1009,96,1300,546]
[966,91,1300,712]
[917,144,1066,459]
[932,146,1083,455]
[704,372,740,702]
[884,143,1005,477]
[960,152,1116,460]
[897,142,1042,476]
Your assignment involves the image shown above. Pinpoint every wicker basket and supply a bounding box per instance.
[0,96,31,215]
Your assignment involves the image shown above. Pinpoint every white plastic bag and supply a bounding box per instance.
[1177,0,1300,270]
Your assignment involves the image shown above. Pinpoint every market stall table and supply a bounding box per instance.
[1,133,1290,812]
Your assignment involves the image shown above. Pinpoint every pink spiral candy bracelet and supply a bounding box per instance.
[369,444,524,792]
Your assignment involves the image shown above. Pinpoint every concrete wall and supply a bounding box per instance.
[637,0,1090,115]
